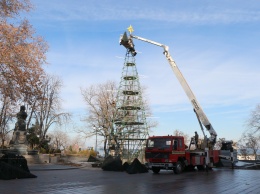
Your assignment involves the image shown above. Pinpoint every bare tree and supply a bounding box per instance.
[29,75,71,146]
[79,80,117,156]
[70,135,85,151]
[236,103,260,160]
[239,148,250,160]
[247,104,260,133]
[79,80,156,156]
[48,129,70,151]
[214,137,225,150]
[0,94,15,147]
[236,143,249,160]
[238,131,260,160]
[173,129,190,146]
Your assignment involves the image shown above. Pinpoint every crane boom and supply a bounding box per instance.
[122,34,217,144]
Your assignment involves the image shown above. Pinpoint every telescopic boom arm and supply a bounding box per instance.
[120,32,217,144]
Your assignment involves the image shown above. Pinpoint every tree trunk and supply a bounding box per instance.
[1,138,5,148]
[104,137,108,157]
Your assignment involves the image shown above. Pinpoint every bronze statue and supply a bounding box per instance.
[15,105,27,132]
[10,106,28,145]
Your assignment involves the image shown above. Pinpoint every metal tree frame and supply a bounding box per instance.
[109,49,149,162]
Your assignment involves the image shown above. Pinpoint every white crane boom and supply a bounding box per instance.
[126,34,217,144]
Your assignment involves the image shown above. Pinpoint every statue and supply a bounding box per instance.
[2,106,36,178]
[15,105,27,132]
[10,106,28,146]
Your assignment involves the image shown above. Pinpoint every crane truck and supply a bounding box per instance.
[119,28,236,174]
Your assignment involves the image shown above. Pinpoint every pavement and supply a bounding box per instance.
[27,163,83,171]
[1,163,260,194]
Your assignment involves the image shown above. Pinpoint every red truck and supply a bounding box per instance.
[145,135,221,174]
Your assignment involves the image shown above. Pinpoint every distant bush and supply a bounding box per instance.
[54,149,61,153]
[64,150,78,155]
[39,148,47,154]
[64,149,97,157]
[89,150,97,157]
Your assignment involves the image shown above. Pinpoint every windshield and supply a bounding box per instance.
[147,138,172,149]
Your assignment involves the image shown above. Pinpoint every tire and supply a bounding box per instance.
[206,165,212,171]
[174,161,183,174]
[197,165,205,171]
[186,165,195,171]
[152,167,160,174]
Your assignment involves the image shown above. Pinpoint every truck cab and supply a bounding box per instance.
[145,136,186,174]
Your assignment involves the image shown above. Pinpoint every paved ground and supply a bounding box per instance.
[0,164,260,194]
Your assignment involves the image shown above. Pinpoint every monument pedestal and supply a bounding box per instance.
[9,144,28,155]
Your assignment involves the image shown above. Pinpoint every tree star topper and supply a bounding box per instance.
[127,25,134,34]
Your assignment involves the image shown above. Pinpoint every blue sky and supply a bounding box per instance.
[26,0,260,146]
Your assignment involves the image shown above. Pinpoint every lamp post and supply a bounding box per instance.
[95,128,97,152]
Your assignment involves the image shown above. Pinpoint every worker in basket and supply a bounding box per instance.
[194,131,199,148]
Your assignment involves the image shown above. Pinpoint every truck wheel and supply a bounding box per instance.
[205,165,212,171]
[174,161,183,174]
[186,165,195,171]
[152,167,160,174]
[197,165,205,171]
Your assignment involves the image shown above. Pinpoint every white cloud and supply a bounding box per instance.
[31,0,260,24]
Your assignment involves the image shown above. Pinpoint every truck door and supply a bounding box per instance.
[173,139,178,150]
[173,138,184,151]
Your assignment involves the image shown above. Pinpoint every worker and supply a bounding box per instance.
[194,131,199,148]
